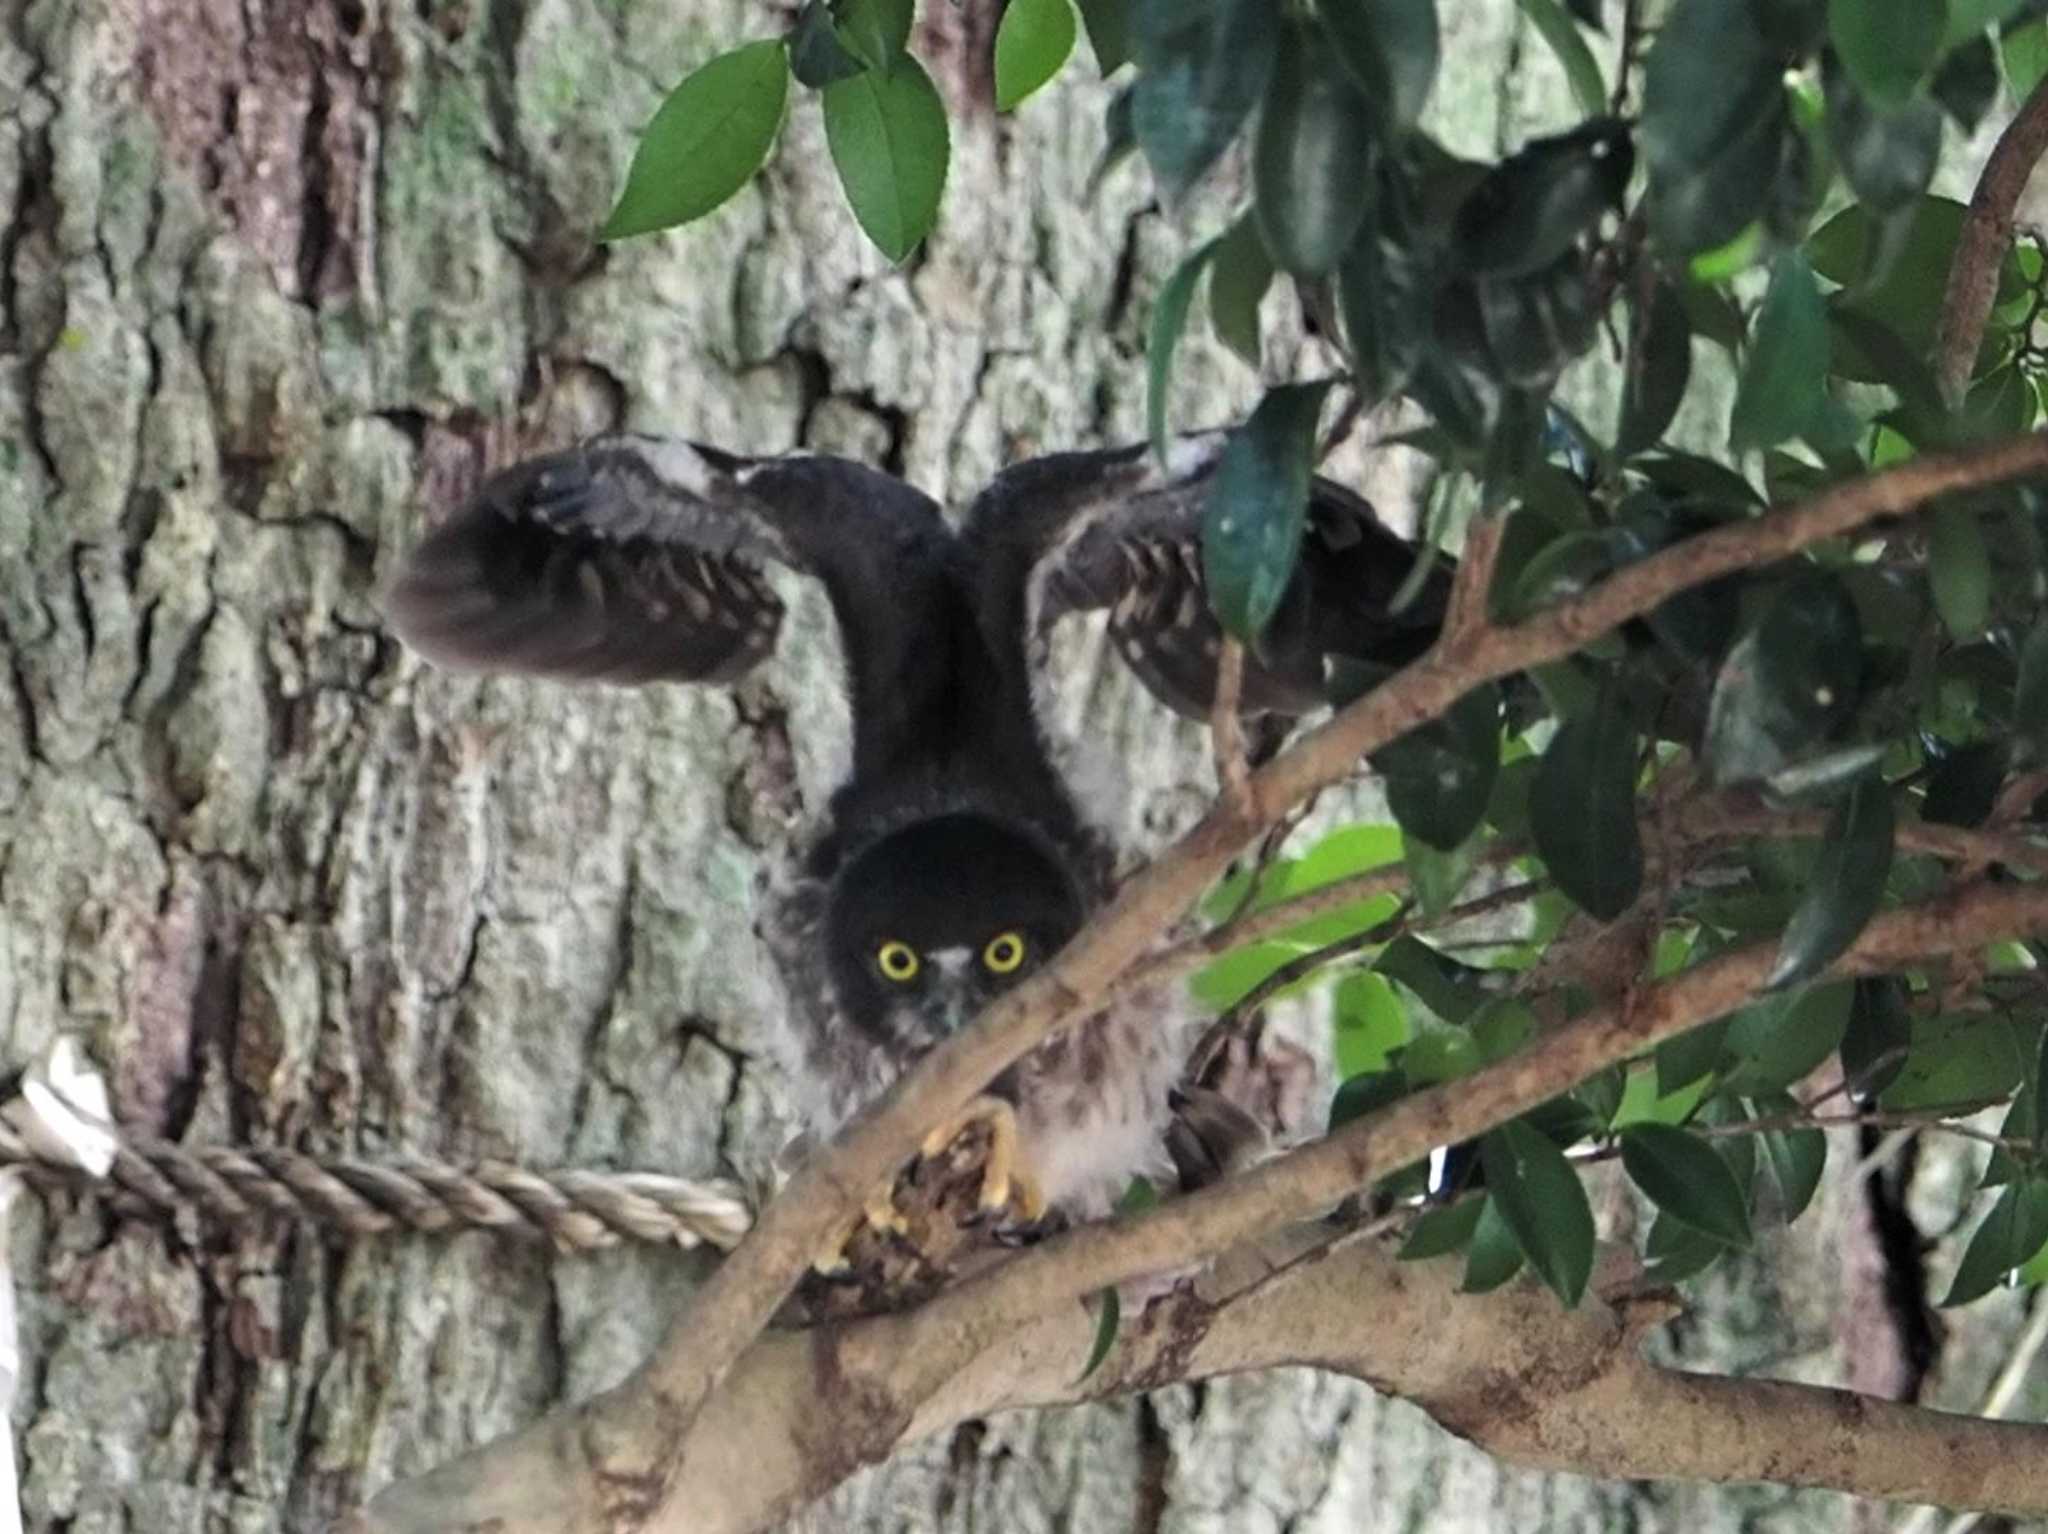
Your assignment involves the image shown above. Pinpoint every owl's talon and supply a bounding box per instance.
[921,1094,1046,1219]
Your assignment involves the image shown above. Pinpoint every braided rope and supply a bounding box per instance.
[0,1119,756,1252]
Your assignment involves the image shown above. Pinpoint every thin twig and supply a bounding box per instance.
[1212,637,1254,817]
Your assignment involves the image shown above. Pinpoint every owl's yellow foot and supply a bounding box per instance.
[812,1184,914,1275]
[922,1094,1046,1221]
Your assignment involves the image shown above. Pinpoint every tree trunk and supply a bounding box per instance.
[0,1,2030,1530]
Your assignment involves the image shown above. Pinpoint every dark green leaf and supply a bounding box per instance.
[1880,1011,2024,1112]
[1965,364,2036,439]
[1453,120,1632,280]
[1924,740,2006,826]
[1076,0,1132,72]
[1530,680,1643,921]
[1703,574,1862,785]
[1327,1068,1410,1131]
[1319,0,1440,131]
[1481,1120,1597,1305]
[1338,232,1430,403]
[1723,981,1855,1094]
[1658,1018,1733,1095]
[1470,997,1539,1063]
[822,57,950,261]
[1930,505,1992,640]
[1202,381,1336,638]
[601,40,792,240]
[1462,1196,1527,1292]
[1373,683,1503,851]
[1767,780,1895,990]
[2016,620,2048,754]
[836,0,914,71]
[1622,1123,1755,1247]
[1208,214,1273,366]
[1617,279,1692,457]
[1399,1195,1486,1260]
[791,2,870,87]
[1730,249,1830,451]
[1515,0,1606,116]
[1825,56,1943,214]
[1642,1211,1728,1283]
[1827,309,1952,444]
[1750,1096,1828,1220]
[1131,0,1279,201]
[1811,196,2024,362]
[1943,1179,2048,1306]
[996,0,1079,110]
[1253,24,1378,276]
[1406,833,1479,915]
[1078,1286,1121,1379]
[1146,236,1222,461]
[1376,933,1488,1023]
[1933,35,2001,128]
[1830,0,1947,105]
[1842,976,1914,1095]
[1641,0,1789,255]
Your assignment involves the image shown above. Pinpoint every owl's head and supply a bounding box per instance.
[825,813,1086,1053]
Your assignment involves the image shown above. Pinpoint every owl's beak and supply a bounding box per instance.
[927,948,977,1033]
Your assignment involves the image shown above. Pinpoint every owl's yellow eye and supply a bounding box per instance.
[876,940,921,982]
[982,931,1027,974]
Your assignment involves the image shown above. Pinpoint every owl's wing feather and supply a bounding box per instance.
[385,433,953,707]
[964,436,1451,721]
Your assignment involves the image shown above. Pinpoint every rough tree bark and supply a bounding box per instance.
[2,1,2042,1532]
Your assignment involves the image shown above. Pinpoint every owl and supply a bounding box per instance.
[384,432,1445,1240]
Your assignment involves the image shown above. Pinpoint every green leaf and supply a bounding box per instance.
[1530,680,1643,921]
[1767,779,1895,991]
[1338,232,1430,404]
[1146,236,1222,461]
[1334,972,1411,1077]
[1617,279,1692,457]
[791,1,870,87]
[2005,18,2048,98]
[1471,997,1539,1062]
[601,40,792,240]
[1722,981,1855,1094]
[1825,57,1943,214]
[1376,933,1489,1024]
[1642,1211,1728,1284]
[1202,381,1336,639]
[2016,620,2048,755]
[1253,23,1379,277]
[1208,214,1273,366]
[996,0,1079,109]
[1373,684,1503,851]
[1621,1123,1755,1247]
[1515,0,1606,116]
[1702,574,1862,785]
[1399,1195,1485,1260]
[1943,1179,2048,1306]
[1830,0,1947,106]
[1640,0,1788,255]
[1929,505,1992,640]
[1481,1121,1597,1306]
[1462,1196,1527,1292]
[1327,1068,1410,1131]
[1131,0,1279,201]
[1658,1017,1732,1096]
[1406,833,1479,915]
[822,57,950,261]
[1453,120,1632,281]
[1881,1012,2025,1112]
[1077,1286,1121,1379]
[1933,35,2001,129]
[1924,740,2006,826]
[1842,976,1913,1095]
[1730,249,1829,451]
[1075,0,1132,72]
[1750,1096,1828,1220]
[836,0,914,71]
[1811,196,2028,364]
[1319,0,1439,131]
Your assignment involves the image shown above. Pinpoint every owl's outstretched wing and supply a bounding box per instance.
[384,434,955,763]
[963,437,1450,721]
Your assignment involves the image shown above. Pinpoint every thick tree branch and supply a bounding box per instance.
[1938,74,2048,402]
